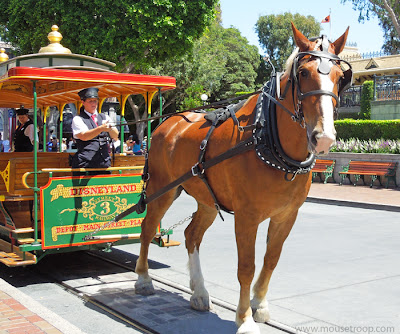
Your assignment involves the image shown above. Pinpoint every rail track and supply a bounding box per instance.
[6,249,305,334]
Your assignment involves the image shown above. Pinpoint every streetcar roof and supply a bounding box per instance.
[0,66,176,109]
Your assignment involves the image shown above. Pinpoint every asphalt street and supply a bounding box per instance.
[117,192,400,334]
[1,191,398,334]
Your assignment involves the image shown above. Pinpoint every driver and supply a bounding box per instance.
[71,88,119,175]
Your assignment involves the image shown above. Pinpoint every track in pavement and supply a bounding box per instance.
[28,250,299,334]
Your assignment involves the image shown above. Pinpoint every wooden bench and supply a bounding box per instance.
[312,159,335,184]
[339,160,398,188]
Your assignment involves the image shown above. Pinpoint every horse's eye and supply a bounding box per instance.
[299,69,308,78]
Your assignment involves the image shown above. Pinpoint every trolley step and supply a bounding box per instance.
[0,240,37,267]
[17,238,42,245]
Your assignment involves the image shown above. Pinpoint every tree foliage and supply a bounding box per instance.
[147,22,261,111]
[341,0,400,53]
[0,0,217,72]
[255,13,321,75]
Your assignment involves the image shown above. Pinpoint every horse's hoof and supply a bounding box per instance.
[251,297,270,323]
[252,308,270,323]
[236,318,260,334]
[190,294,213,311]
[135,278,155,296]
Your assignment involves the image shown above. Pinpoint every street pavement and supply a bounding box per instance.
[0,182,399,334]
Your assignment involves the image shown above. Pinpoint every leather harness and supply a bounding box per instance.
[83,37,353,238]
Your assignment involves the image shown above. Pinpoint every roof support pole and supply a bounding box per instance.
[143,91,156,149]
[59,103,67,152]
[118,95,130,149]
[42,106,50,152]
[32,80,39,244]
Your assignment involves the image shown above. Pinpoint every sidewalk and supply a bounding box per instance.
[0,279,85,334]
[0,182,398,334]
[307,182,400,211]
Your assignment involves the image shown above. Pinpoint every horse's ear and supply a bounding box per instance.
[291,22,312,51]
[332,27,350,55]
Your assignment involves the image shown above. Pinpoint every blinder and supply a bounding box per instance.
[338,60,353,96]
[291,35,353,119]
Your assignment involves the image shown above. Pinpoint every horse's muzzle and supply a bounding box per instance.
[308,130,336,155]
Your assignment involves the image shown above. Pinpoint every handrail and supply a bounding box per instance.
[22,166,144,190]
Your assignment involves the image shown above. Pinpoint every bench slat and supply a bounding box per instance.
[339,160,397,188]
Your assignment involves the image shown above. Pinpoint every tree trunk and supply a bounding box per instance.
[381,0,400,38]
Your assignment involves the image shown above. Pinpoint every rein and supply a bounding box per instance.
[111,90,261,128]
[83,38,353,240]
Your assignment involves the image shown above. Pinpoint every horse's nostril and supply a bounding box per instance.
[311,131,319,146]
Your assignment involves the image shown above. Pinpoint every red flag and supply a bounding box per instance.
[321,15,330,23]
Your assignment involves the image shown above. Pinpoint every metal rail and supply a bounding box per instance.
[87,252,304,334]
[21,166,144,190]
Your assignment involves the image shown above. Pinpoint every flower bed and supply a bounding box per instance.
[331,138,400,154]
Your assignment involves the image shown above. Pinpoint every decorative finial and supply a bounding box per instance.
[39,25,71,54]
[0,48,9,62]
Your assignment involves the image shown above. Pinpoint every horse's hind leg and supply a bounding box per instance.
[251,210,298,323]
[184,202,217,311]
[135,188,180,295]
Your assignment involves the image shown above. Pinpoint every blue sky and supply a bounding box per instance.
[219,0,385,55]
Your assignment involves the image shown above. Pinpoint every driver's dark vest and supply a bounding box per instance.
[14,119,34,152]
[74,111,109,166]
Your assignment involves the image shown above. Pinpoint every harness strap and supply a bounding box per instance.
[197,119,227,219]
[109,137,255,224]
[227,105,255,132]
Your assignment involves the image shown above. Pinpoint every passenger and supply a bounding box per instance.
[13,108,37,152]
[123,136,134,155]
[47,135,58,152]
[71,87,119,175]
[131,134,143,155]
[61,138,67,152]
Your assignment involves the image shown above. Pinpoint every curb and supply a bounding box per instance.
[306,197,400,212]
[0,278,86,334]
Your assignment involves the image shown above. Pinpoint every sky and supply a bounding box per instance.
[219,0,385,55]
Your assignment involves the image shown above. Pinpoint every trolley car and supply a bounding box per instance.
[0,26,178,267]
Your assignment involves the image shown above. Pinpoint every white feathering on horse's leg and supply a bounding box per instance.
[188,248,213,311]
[134,273,155,295]
[236,316,261,334]
[251,296,270,323]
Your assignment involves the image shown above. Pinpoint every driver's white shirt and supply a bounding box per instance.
[71,110,112,139]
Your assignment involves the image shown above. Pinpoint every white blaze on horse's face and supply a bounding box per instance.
[306,58,337,155]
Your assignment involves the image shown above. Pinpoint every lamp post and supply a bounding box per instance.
[200,93,208,106]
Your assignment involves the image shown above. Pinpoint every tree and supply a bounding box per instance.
[147,22,260,113]
[255,13,321,75]
[194,24,260,100]
[0,0,217,72]
[341,0,400,53]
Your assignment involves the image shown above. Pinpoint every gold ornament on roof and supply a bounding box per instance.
[0,48,9,62]
[39,25,71,54]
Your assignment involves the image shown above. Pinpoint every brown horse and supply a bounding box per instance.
[134,23,350,334]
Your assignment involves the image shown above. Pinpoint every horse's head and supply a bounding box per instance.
[289,23,351,155]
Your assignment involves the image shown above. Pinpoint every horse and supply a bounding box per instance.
[134,23,350,334]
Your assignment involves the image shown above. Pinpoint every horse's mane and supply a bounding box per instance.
[284,38,323,74]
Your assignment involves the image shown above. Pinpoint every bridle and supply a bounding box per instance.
[254,35,353,180]
[279,35,353,126]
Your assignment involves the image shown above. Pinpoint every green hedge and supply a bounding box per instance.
[360,80,374,119]
[334,119,400,140]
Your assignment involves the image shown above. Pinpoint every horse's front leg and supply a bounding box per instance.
[184,202,217,311]
[235,212,260,334]
[135,189,178,295]
[251,210,298,323]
